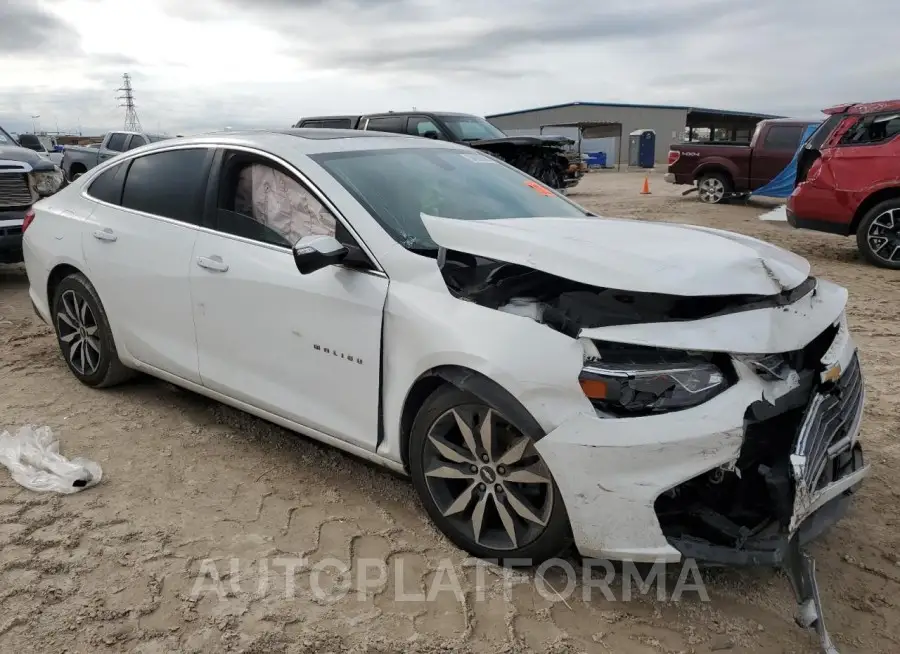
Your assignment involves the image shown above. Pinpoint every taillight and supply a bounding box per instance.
[667,150,681,166]
[22,208,35,233]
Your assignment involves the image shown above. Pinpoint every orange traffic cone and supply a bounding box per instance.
[640,175,651,195]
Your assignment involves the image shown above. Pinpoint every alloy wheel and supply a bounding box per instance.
[56,289,102,376]
[422,405,554,551]
[866,208,900,264]
[698,177,726,203]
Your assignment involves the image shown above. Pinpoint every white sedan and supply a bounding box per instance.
[22,129,868,569]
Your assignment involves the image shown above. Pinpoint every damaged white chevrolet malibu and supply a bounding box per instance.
[23,130,865,640]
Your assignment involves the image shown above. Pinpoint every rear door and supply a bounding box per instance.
[750,124,806,189]
[81,146,214,383]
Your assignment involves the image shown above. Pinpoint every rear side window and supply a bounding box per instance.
[763,125,805,150]
[125,135,147,150]
[120,148,211,224]
[106,133,128,152]
[364,116,406,133]
[839,112,900,145]
[87,162,128,205]
[302,119,352,129]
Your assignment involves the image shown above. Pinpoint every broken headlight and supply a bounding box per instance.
[732,353,791,381]
[579,347,728,415]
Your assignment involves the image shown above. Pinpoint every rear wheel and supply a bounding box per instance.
[51,273,134,387]
[856,199,900,269]
[697,172,732,204]
[408,386,571,563]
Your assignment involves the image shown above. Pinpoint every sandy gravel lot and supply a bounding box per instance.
[1,170,898,653]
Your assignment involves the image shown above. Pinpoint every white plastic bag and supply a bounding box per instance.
[0,425,102,494]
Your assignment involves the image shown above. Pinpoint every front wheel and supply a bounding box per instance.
[697,172,732,204]
[856,200,900,269]
[408,386,571,563]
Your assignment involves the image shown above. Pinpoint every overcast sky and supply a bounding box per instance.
[0,0,896,136]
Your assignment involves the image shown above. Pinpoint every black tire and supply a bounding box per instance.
[408,386,571,564]
[855,199,900,269]
[697,172,732,204]
[51,273,134,388]
[67,165,86,183]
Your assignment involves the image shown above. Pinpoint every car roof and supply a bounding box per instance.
[296,115,360,123]
[823,99,900,115]
[759,117,821,126]
[131,128,469,157]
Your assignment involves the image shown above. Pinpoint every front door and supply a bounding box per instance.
[189,150,388,450]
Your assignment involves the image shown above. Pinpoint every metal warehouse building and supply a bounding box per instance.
[486,101,782,167]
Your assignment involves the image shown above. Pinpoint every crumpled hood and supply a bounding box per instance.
[421,214,810,297]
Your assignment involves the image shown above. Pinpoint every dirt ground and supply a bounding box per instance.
[1,170,898,654]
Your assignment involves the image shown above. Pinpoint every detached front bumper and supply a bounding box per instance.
[535,316,868,565]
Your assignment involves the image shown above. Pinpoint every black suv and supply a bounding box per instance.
[294,111,584,190]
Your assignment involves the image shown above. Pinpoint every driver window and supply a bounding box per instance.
[216,154,337,248]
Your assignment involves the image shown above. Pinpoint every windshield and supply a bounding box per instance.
[439,115,507,142]
[311,147,588,251]
[0,126,14,145]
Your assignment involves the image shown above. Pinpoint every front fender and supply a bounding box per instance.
[378,279,593,464]
[693,157,739,182]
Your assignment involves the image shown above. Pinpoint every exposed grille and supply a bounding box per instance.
[0,173,35,208]
[793,353,864,491]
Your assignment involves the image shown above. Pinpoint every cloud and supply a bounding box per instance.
[1,0,899,135]
[0,0,81,54]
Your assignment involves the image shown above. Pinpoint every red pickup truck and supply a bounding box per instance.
[665,119,816,203]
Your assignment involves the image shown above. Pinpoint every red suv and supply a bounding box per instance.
[788,100,900,269]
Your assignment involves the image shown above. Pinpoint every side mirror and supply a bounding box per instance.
[422,130,439,140]
[292,235,348,275]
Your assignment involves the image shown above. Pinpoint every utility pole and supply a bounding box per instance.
[31,115,40,132]
[117,73,143,132]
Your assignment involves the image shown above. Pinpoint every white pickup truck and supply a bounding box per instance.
[60,130,169,181]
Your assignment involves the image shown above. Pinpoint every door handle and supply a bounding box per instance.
[92,228,117,242]
[196,255,229,272]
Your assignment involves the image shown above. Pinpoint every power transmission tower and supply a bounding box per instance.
[117,73,143,132]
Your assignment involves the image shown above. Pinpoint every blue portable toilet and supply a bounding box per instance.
[628,129,656,168]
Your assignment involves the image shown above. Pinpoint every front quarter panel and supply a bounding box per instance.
[378,276,594,464]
